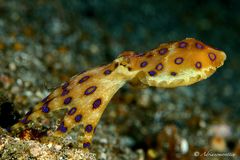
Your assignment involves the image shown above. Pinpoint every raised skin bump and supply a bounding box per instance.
[11,38,226,150]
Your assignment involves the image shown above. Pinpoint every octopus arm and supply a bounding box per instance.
[11,38,226,150]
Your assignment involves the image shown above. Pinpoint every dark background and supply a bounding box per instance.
[0,0,239,159]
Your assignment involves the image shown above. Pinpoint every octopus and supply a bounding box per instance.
[10,38,226,150]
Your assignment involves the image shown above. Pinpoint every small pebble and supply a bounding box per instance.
[9,63,16,71]
[210,136,226,152]
[147,148,157,159]
[54,144,62,151]
[180,138,189,154]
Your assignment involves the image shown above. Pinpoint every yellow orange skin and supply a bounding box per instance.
[11,38,226,150]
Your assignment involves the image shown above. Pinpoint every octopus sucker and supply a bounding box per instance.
[11,38,226,150]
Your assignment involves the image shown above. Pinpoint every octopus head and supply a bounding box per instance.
[129,38,226,88]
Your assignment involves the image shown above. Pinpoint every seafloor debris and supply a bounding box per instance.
[0,128,96,160]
